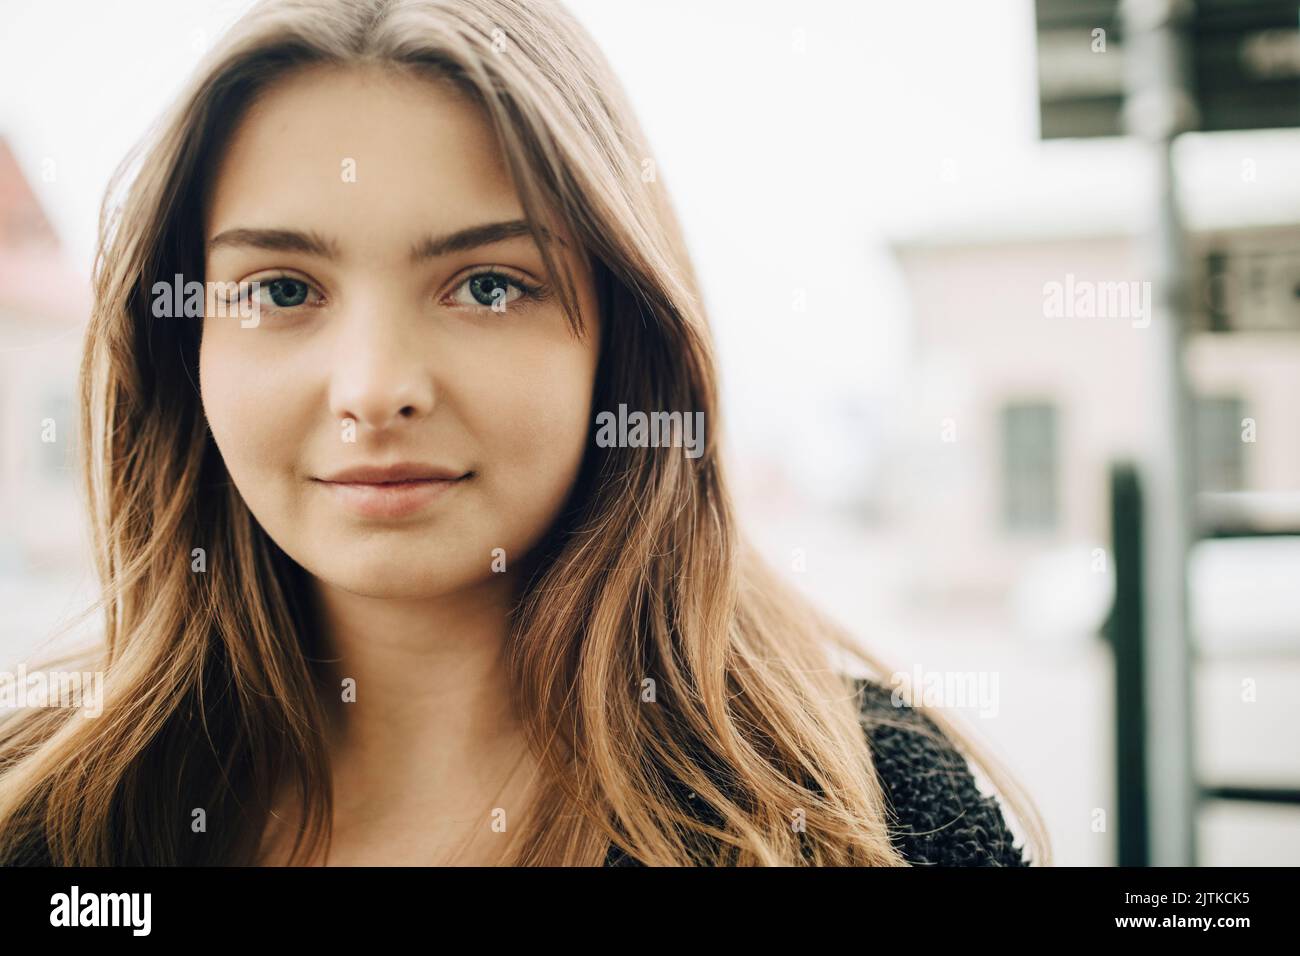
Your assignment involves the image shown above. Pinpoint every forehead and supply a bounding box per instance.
[204,63,524,256]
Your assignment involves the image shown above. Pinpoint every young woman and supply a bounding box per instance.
[0,0,1048,866]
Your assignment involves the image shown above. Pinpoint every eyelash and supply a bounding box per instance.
[222,269,550,315]
[447,270,549,311]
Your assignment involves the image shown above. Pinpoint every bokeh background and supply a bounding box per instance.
[1,0,1297,866]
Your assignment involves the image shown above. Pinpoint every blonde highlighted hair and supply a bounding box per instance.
[0,0,1049,866]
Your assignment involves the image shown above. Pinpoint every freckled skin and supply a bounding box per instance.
[199,63,601,599]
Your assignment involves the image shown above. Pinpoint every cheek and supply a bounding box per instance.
[199,334,299,493]
[460,335,596,503]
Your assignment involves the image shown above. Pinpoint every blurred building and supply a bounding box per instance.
[886,156,1300,623]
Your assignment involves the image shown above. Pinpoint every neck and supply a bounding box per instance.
[289,573,540,863]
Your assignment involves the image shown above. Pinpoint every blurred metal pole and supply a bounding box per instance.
[1120,0,1198,866]
[1106,463,1150,866]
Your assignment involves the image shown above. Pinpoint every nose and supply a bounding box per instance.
[326,307,435,433]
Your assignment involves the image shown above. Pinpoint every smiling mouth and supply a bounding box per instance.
[311,472,472,519]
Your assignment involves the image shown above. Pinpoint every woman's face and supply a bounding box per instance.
[200,64,600,599]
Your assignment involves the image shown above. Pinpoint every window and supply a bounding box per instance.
[1001,401,1059,532]
[1194,395,1246,492]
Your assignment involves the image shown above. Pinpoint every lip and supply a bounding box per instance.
[311,462,472,519]
[319,462,468,484]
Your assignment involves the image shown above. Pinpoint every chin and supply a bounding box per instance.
[316,554,496,601]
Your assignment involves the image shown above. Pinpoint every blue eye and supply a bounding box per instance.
[259,277,311,308]
[450,271,545,310]
[227,275,317,314]
[469,274,514,307]
[221,269,546,318]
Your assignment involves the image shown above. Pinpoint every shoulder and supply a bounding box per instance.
[605,677,1032,867]
[851,676,1030,866]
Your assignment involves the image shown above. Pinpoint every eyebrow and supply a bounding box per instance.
[206,227,340,258]
[206,219,563,263]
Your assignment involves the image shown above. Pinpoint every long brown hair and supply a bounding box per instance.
[0,0,1049,866]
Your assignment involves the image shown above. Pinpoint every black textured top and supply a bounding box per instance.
[604,676,1030,866]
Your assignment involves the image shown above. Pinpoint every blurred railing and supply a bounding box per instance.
[1106,465,1300,866]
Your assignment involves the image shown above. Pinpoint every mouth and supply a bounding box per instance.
[311,470,472,520]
